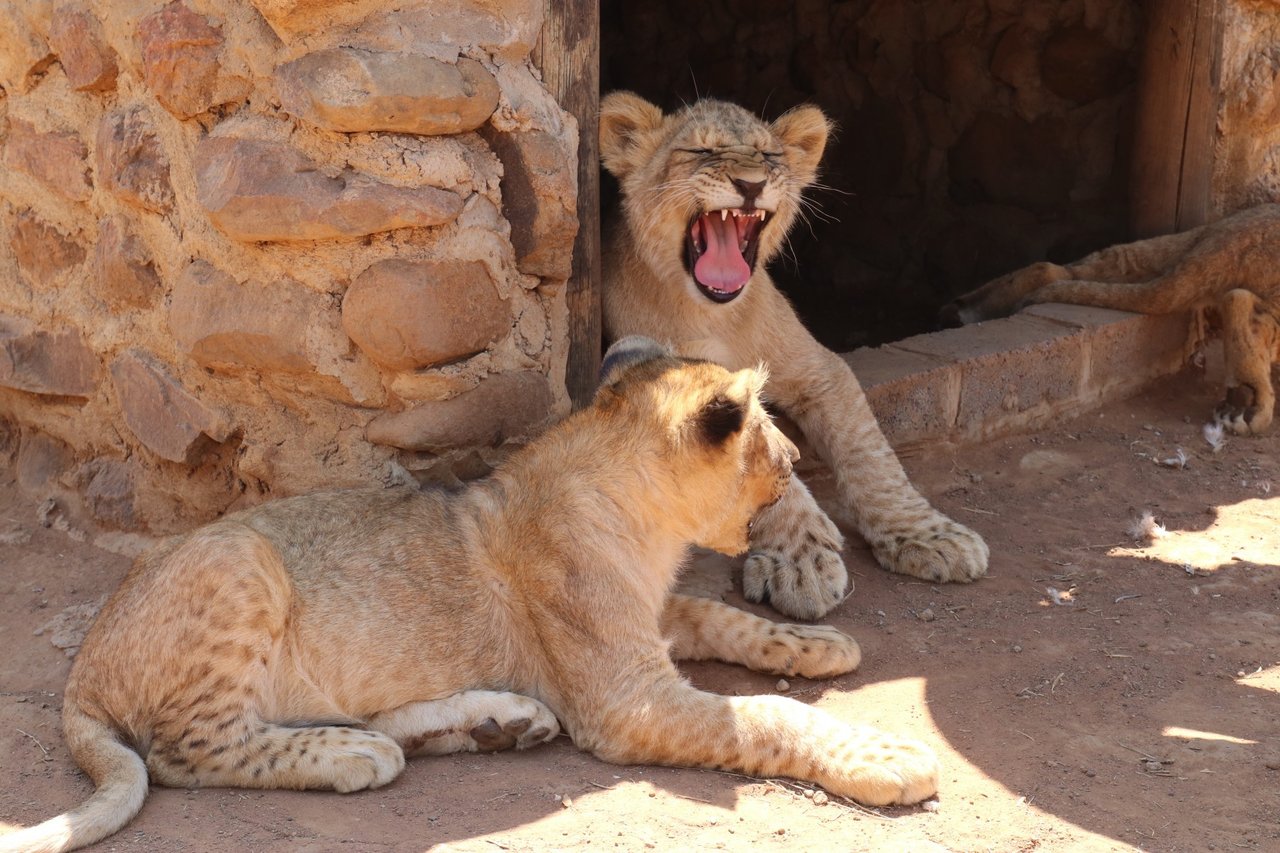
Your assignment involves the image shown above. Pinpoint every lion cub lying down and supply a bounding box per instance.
[942,204,1280,434]
[1,338,938,853]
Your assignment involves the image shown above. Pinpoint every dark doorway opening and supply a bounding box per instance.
[600,0,1141,350]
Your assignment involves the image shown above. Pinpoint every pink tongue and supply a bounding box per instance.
[694,213,750,292]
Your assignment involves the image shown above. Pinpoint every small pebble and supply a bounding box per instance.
[802,789,814,799]
[918,608,935,622]
[775,828,786,836]
[812,791,828,806]
[921,799,940,813]
[560,795,572,809]
[875,610,886,618]
[1085,769,1096,778]
[775,679,790,692]
[1012,644,1023,653]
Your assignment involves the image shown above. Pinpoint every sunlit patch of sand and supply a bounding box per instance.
[1109,497,1280,572]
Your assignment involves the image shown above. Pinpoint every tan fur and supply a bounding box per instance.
[944,204,1280,434]
[599,93,989,620]
[0,342,938,853]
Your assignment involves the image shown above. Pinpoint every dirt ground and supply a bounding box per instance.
[2,366,1278,853]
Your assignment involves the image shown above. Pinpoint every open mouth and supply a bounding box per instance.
[685,208,769,303]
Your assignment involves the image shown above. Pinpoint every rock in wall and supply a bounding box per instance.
[0,0,579,534]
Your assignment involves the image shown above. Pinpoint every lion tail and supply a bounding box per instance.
[0,704,148,853]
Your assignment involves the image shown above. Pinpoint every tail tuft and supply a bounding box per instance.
[0,708,148,853]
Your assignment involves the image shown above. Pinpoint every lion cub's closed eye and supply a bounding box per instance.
[0,338,937,853]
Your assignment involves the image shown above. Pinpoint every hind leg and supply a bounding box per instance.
[367,691,560,756]
[942,261,1070,324]
[146,721,404,792]
[1216,289,1277,434]
[85,525,401,793]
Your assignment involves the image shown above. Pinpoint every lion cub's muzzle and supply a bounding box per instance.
[761,420,799,507]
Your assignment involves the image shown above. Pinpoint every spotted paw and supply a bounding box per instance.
[744,487,847,620]
[754,623,861,678]
[872,515,988,584]
[744,543,848,621]
[329,730,405,792]
[468,695,560,752]
[1215,385,1272,435]
[830,729,940,807]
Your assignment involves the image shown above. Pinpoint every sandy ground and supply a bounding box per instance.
[2,367,1278,853]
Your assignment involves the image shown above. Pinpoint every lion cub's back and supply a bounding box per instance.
[232,485,469,586]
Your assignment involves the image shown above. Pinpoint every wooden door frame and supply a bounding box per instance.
[1130,0,1224,238]
[537,0,601,409]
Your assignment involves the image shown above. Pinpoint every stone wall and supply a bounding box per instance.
[1215,0,1280,214]
[602,0,1141,349]
[0,0,578,534]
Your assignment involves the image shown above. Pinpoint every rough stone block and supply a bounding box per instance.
[482,128,578,280]
[1041,26,1129,105]
[277,49,499,135]
[48,3,118,92]
[342,258,508,371]
[894,315,1086,439]
[92,218,161,309]
[194,136,463,242]
[137,1,223,119]
[16,431,74,493]
[366,370,553,452]
[842,346,960,448]
[96,107,175,214]
[10,212,86,286]
[0,1,52,93]
[1024,304,1193,395]
[170,260,314,373]
[4,118,93,201]
[0,315,98,397]
[168,260,384,406]
[250,0,543,62]
[81,458,137,528]
[110,350,233,464]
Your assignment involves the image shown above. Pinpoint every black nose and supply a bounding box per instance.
[732,178,765,205]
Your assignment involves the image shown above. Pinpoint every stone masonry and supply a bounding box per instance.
[0,0,578,534]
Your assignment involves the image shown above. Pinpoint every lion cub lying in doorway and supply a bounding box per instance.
[1,338,937,853]
[942,204,1280,435]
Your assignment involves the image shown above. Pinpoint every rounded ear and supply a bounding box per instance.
[695,394,745,446]
[598,335,672,387]
[770,105,832,180]
[599,91,665,179]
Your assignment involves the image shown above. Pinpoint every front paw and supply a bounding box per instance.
[754,623,861,678]
[743,544,848,621]
[1215,385,1272,435]
[832,729,939,807]
[872,516,989,583]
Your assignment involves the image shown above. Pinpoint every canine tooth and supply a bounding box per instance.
[720,209,728,221]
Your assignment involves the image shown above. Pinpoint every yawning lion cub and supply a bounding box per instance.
[0,338,938,853]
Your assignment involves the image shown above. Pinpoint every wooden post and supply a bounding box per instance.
[537,0,601,409]
[1129,0,1223,238]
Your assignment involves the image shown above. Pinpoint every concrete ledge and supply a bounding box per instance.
[844,306,1196,448]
